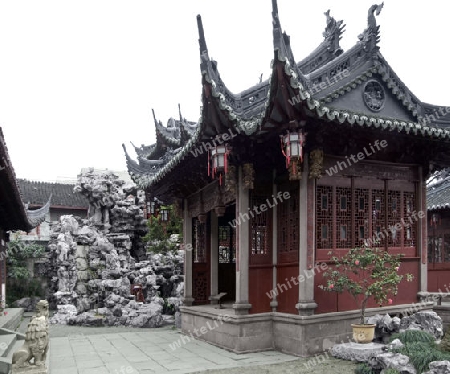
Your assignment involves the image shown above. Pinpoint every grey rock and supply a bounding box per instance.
[400,311,443,339]
[386,338,404,350]
[423,360,450,374]
[12,297,41,312]
[330,342,384,362]
[368,352,416,374]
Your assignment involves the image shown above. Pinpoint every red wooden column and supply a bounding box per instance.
[271,176,278,312]
[233,165,252,315]
[418,166,428,292]
[183,200,194,306]
[210,211,219,302]
[296,155,318,315]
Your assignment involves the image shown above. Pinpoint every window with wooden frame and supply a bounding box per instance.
[316,177,417,252]
[249,195,272,260]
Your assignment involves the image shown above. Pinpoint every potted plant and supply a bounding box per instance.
[320,245,413,343]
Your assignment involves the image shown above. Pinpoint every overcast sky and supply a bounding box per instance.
[0,1,448,182]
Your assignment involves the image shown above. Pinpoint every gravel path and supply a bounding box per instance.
[194,356,358,374]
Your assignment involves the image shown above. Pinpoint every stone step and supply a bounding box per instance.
[0,336,22,374]
[0,335,16,358]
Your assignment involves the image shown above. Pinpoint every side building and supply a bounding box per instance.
[15,179,89,246]
[0,128,50,303]
[427,169,450,291]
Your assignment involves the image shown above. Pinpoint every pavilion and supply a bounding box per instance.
[124,2,450,356]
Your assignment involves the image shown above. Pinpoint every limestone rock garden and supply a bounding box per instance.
[330,311,450,374]
[45,170,184,328]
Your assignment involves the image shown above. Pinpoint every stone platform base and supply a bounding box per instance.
[181,302,432,357]
[330,342,384,362]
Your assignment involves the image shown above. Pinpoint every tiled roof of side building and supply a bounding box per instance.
[17,179,89,208]
[427,169,450,210]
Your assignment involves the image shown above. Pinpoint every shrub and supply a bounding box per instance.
[354,363,376,374]
[392,341,450,373]
[389,330,435,345]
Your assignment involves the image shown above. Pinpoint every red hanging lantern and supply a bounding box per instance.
[280,129,306,180]
[430,212,441,228]
[209,144,230,185]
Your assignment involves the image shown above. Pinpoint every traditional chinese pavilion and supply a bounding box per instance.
[124,2,450,356]
[0,128,50,304]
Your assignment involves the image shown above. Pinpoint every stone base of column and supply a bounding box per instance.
[183,297,195,306]
[232,302,252,315]
[296,300,318,316]
[270,300,278,312]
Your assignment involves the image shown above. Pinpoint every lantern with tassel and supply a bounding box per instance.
[280,130,306,180]
[209,144,230,185]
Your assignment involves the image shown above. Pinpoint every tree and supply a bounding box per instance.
[319,245,413,324]
[6,239,46,305]
[143,205,183,254]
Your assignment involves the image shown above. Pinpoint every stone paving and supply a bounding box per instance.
[49,326,298,374]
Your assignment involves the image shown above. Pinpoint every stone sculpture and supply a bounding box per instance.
[12,300,49,373]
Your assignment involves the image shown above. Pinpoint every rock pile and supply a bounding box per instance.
[46,170,184,327]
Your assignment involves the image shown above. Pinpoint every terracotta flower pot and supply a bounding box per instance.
[351,323,376,343]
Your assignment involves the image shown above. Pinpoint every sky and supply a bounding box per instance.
[0,1,448,183]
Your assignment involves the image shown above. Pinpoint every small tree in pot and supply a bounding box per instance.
[319,245,413,343]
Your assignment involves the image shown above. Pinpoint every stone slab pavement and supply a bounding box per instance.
[49,326,298,374]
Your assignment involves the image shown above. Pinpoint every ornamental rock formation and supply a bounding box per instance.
[46,171,184,327]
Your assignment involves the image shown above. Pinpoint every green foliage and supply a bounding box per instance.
[392,341,450,373]
[354,362,376,374]
[144,205,183,254]
[389,330,435,345]
[163,298,175,315]
[384,370,400,374]
[7,240,45,279]
[6,239,46,305]
[320,245,413,324]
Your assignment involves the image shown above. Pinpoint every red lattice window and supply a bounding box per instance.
[387,190,401,247]
[371,189,385,247]
[277,187,299,252]
[336,187,351,248]
[355,188,369,247]
[218,225,235,263]
[316,186,332,249]
[250,196,272,256]
[403,192,416,247]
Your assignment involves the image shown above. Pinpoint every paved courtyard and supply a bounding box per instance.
[48,326,299,374]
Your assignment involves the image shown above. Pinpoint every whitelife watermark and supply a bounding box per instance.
[324,139,388,177]
[266,262,328,299]
[288,69,350,106]
[228,191,290,228]
[421,106,450,126]
[190,128,241,158]
[169,314,231,351]
[364,210,425,247]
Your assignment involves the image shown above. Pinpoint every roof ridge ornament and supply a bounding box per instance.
[323,10,345,55]
[272,0,280,29]
[358,3,384,52]
[197,15,209,62]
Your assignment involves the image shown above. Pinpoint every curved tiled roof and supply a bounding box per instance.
[124,1,450,192]
[17,179,88,208]
[427,169,450,210]
[0,128,51,231]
